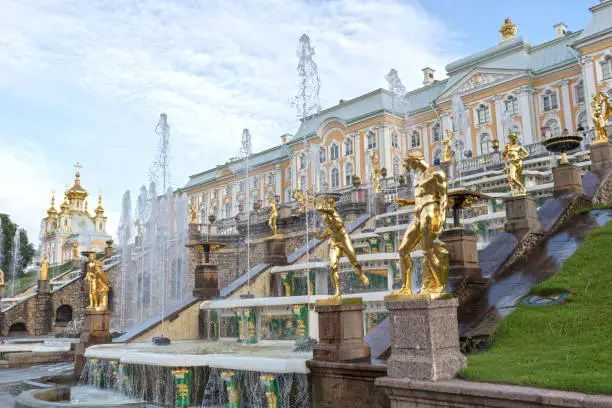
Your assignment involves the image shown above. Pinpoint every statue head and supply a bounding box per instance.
[404,149,426,171]
[508,132,518,143]
[327,198,336,209]
[89,253,96,261]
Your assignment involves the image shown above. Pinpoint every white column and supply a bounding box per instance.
[560,79,574,132]
[291,156,297,192]
[218,186,223,217]
[379,123,392,172]
[275,163,282,200]
[423,123,430,161]
[464,106,473,154]
[519,86,536,144]
[583,56,595,121]
[354,132,361,180]
[493,95,504,144]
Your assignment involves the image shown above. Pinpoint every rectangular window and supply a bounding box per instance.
[575,83,585,103]
[603,60,612,80]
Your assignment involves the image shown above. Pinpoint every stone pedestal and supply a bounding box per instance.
[590,141,612,175]
[439,229,485,288]
[552,164,584,196]
[74,310,112,379]
[188,223,200,241]
[504,195,542,238]
[314,298,370,362]
[37,279,50,294]
[193,264,219,299]
[263,236,288,266]
[385,298,466,380]
[0,284,6,299]
[376,193,386,215]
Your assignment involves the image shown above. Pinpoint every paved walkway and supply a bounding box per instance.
[0,363,74,407]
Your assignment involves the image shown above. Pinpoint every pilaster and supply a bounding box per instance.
[519,86,536,144]
[493,95,504,144]
[583,56,595,121]
[560,79,574,132]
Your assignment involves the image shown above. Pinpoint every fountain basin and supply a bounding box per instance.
[15,385,144,407]
[542,135,583,164]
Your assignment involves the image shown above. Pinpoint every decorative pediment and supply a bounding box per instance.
[439,68,527,100]
[457,72,508,93]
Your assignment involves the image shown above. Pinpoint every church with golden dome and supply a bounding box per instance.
[41,163,112,266]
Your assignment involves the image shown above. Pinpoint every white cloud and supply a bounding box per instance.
[0,0,460,243]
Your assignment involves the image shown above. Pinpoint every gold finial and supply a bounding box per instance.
[50,191,55,206]
[500,17,517,43]
[84,199,89,215]
[47,191,58,216]
[74,162,82,177]
[95,190,105,215]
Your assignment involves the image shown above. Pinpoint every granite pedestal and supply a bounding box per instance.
[263,235,288,266]
[75,310,112,379]
[193,263,219,299]
[34,280,52,336]
[384,297,466,380]
[439,229,484,288]
[552,164,584,196]
[0,284,6,299]
[313,298,370,362]
[504,195,542,238]
[590,141,612,175]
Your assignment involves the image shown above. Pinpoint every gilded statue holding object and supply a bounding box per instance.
[268,195,279,236]
[502,132,529,196]
[442,129,455,163]
[72,241,79,260]
[370,152,381,194]
[40,256,49,281]
[499,17,517,43]
[313,198,369,299]
[292,189,307,213]
[85,254,110,311]
[391,150,449,297]
[188,202,198,224]
[0,269,4,286]
[591,92,611,144]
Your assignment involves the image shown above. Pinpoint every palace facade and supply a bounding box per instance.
[41,165,112,266]
[181,2,612,224]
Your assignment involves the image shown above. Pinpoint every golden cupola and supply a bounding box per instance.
[95,192,105,216]
[66,162,88,204]
[60,188,70,212]
[46,192,58,218]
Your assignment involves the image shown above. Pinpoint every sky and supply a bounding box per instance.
[0,0,596,243]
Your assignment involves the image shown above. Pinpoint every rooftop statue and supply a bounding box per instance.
[313,198,369,299]
[592,92,611,144]
[502,132,529,196]
[500,17,517,43]
[392,150,449,297]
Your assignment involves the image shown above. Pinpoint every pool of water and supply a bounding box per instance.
[63,386,143,405]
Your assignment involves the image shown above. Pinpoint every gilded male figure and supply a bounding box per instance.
[393,150,449,295]
[370,152,381,193]
[268,195,279,236]
[292,189,307,213]
[85,254,110,311]
[313,198,369,298]
[502,132,529,196]
[442,129,455,163]
[592,92,611,143]
[40,256,49,281]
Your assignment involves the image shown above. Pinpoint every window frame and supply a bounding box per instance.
[330,143,339,161]
[411,131,421,148]
[344,162,354,186]
[476,104,490,125]
[366,131,377,149]
[344,139,354,156]
[331,167,340,189]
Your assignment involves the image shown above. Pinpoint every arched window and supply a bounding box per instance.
[330,143,339,160]
[411,131,420,147]
[504,96,519,115]
[392,132,399,148]
[574,80,585,104]
[432,123,442,142]
[601,55,612,80]
[331,168,340,189]
[577,111,587,131]
[542,89,559,112]
[345,162,354,186]
[543,119,561,138]
[319,169,326,190]
[480,133,492,154]
[211,206,218,218]
[476,104,490,124]
[344,139,354,156]
[286,166,292,180]
[319,147,326,163]
[366,131,377,149]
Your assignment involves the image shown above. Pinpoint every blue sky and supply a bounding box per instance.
[0,0,601,242]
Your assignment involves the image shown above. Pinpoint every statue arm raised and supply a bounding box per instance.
[313,228,331,240]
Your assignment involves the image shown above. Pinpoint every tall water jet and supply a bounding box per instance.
[150,113,171,192]
[10,229,21,296]
[0,217,4,275]
[117,190,133,331]
[240,129,253,293]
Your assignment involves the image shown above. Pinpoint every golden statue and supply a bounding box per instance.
[188,202,198,224]
[502,132,529,196]
[268,195,279,236]
[0,269,4,285]
[292,189,307,213]
[591,92,611,144]
[370,152,381,193]
[392,150,448,296]
[313,198,369,299]
[40,256,49,281]
[85,254,110,311]
[72,241,79,260]
[442,129,455,163]
[500,17,517,43]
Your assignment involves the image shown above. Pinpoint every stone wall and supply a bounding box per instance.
[132,301,200,342]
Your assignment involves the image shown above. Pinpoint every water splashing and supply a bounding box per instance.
[385,69,409,113]
[117,191,132,331]
[150,113,171,192]
[0,217,4,275]
[240,129,253,293]
[292,34,321,119]
[10,229,21,296]
[451,93,467,132]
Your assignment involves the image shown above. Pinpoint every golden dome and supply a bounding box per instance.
[95,192,105,215]
[47,192,58,216]
[60,189,70,212]
[66,162,88,201]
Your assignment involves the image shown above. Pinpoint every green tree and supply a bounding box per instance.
[0,214,35,277]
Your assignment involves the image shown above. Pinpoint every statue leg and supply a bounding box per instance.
[329,242,342,298]
[392,220,421,295]
[515,162,526,194]
[420,208,446,293]
[340,236,369,286]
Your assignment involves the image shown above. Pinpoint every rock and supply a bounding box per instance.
[152,336,171,346]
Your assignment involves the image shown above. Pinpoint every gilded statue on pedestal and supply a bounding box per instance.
[313,198,369,299]
[268,195,279,236]
[392,150,449,296]
[0,269,4,285]
[502,132,529,196]
[292,189,307,213]
[40,256,49,281]
[85,254,110,311]
[188,202,198,224]
[72,241,79,260]
[591,92,611,144]
[442,129,455,163]
[370,152,381,194]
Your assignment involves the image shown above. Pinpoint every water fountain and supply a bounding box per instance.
[10,228,21,296]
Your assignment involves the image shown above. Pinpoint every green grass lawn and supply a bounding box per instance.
[460,218,612,395]
[7,261,74,296]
